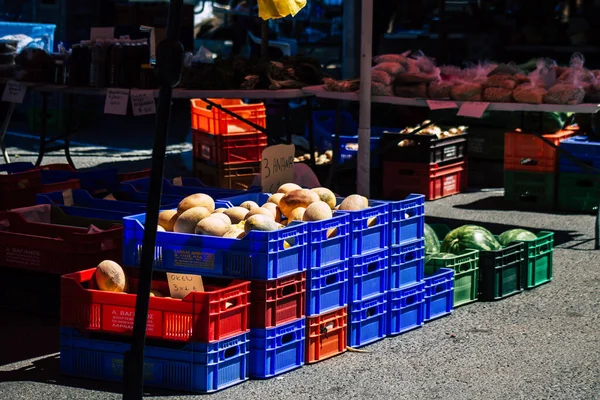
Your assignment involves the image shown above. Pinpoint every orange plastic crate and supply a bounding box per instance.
[250,272,306,329]
[504,129,576,173]
[190,98,266,135]
[60,268,251,343]
[193,129,268,165]
[306,306,347,364]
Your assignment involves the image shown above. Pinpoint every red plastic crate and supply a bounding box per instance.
[382,160,467,201]
[504,129,576,173]
[0,164,80,210]
[190,99,266,135]
[306,306,347,364]
[0,211,122,274]
[250,272,306,329]
[193,129,268,165]
[118,169,151,182]
[60,268,251,343]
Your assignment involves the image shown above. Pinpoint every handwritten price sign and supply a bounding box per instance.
[2,81,27,103]
[166,272,204,299]
[261,144,295,193]
[104,88,130,115]
[130,89,156,116]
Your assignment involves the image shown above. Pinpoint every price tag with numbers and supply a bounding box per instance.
[62,189,74,206]
[261,144,295,193]
[457,102,490,119]
[426,100,458,110]
[2,81,27,103]
[130,89,156,116]
[167,272,204,299]
[104,88,130,115]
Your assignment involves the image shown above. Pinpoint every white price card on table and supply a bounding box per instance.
[91,27,115,40]
[426,100,458,110]
[104,88,130,116]
[130,89,156,116]
[261,144,295,193]
[457,102,490,119]
[167,272,204,299]
[2,81,27,103]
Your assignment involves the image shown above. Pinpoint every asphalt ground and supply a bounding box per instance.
[1,111,599,400]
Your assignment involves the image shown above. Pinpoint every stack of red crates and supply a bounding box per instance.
[381,129,468,201]
[59,268,252,393]
[190,99,267,191]
[503,128,578,210]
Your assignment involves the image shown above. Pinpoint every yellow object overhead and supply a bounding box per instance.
[258,0,307,20]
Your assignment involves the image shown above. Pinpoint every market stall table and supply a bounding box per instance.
[302,84,600,250]
[0,84,315,167]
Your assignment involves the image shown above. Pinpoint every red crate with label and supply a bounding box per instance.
[305,306,347,364]
[190,99,266,136]
[382,160,467,201]
[60,268,250,343]
[0,211,121,274]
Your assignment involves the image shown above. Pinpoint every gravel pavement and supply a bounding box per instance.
[0,123,599,400]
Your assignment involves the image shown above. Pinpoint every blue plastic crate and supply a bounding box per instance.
[249,318,305,379]
[60,328,249,393]
[387,282,425,336]
[424,268,454,322]
[348,293,387,348]
[120,177,259,202]
[0,22,56,52]
[348,249,388,302]
[336,198,390,257]
[559,136,600,173]
[36,189,180,221]
[123,212,308,280]
[306,259,349,316]
[40,168,121,195]
[389,239,425,290]
[388,194,425,246]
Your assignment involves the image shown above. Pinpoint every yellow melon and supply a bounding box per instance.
[311,187,336,210]
[95,260,128,293]
[223,207,249,224]
[279,189,320,217]
[339,194,368,211]
[195,216,231,237]
[303,201,333,221]
[158,209,178,232]
[267,193,285,206]
[173,207,211,234]
[261,202,282,222]
[177,193,215,214]
[244,214,280,233]
[277,183,302,194]
[240,201,260,211]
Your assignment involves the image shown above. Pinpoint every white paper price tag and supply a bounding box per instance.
[167,272,204,299]
[457,102,490,119]
[261,144,295,193]
[104,88,130,116]
[130,89,156,116]
[62,189,74,206]
[2,81,27,103]
[426,100,458,111]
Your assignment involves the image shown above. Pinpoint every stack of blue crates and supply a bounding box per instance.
[557,136,600,212]
[386,194,427,335]
[338,198,390,348]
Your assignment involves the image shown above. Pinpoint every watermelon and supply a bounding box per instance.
[498,229,537,246]
[440,225,502,254]
[424,224,441,254]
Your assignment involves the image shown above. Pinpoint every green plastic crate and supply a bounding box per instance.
[478,240,525,301]
[557,172,600,213]
[513,231,554,289]
[504,171,556,210]
[425,224,480,307]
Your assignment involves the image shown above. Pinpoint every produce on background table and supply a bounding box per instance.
[395,120,467,148]
[324,50,600,105]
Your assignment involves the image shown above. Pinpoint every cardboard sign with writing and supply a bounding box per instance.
[426,100,458,110]
[104,88,130,116]
[130,89,156,116]
[62,189,74,206]
[2,81,27,103]
[457,102,490,119]
[173,177,183,186]
[261,144,295,193]
[167,272,204,299]
[91,27,115,40]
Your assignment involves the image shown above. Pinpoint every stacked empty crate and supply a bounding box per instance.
[381,126,468,201]
[303,195,351,360]
[387,195,430,334]
[503,128,577,210]
[190,99,267,190]
[557,136,600,212]
[338,198,389,348]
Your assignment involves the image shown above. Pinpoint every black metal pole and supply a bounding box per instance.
[261,20,269,58]
[122,0,184,398]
